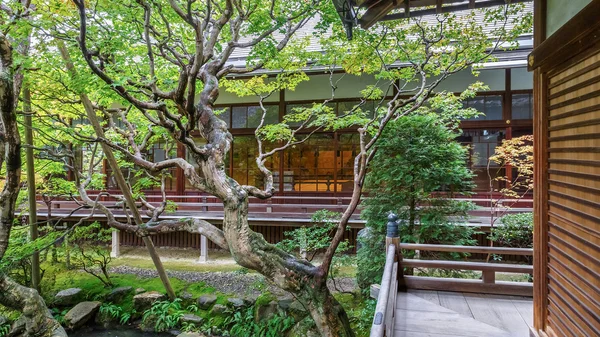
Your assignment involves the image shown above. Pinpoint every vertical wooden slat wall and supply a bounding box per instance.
[529,1,600,335]
[545,49,600,337]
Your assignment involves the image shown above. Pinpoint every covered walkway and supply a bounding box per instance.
[395,290,532,337]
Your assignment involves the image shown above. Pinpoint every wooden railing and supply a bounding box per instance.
[370,244,398,337]
[399,243,533,297]
[371,214,534,335]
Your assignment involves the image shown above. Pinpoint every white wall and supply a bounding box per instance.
[546,0,592,37]
[434,68,506,92]
[284,73,392,101]
[511,67,533,90]
[216,67,528,105]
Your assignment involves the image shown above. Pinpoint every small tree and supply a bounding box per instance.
[69,222,114,287]
[358,112,477,291]
[486,135,533,259]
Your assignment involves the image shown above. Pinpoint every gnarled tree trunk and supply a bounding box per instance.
[0,32,67,337]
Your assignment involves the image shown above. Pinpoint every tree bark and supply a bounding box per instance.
[24,84,40,291]
[196,155,356,336]
[0,273,67,337]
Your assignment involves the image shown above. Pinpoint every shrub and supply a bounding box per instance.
[142,299,186,332]
[224,307,295,337]
[357,114,477,293]
[489,213,533,249]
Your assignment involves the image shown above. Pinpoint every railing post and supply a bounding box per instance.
[387,213,406,291]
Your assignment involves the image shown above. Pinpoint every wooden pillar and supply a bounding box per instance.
[386,213,405,291]
[111,230,121,258]
[198,235,208,263]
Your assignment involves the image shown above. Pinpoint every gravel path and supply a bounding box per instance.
[110,265,357,298]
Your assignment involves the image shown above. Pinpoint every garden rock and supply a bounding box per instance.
[64,301,101,330]
[133,291,166,312]
[227,297,245,308]
[210,304,227,315]
[197,294,217,309]
[288,301,309,321]
[7,316,25,337]
[177,333,205,337]
[105,286,133,303]
[180,313,204,326]
[0,316,7,326]
[180,291,194,306]
[286,317,319,337]
[278,298,293,310]
[55,288,83,306]
[135,288,146,294]
[254,300,279,322]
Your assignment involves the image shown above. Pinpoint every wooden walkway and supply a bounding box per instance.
[394,290,533,337]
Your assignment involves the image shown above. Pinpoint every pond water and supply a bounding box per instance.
[69,327,171,337]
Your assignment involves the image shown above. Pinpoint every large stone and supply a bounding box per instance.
[227,297,245,309]
[278,298,293,311]
[64,301,101,330]
[197,294,217,310]
[288,301,309,321]
[8,316,26,337]
[254,300,279,322]
[105,286,133,303]
[286,317,319,337]
[180,313,204,326]
[55,288,83,306]
[180,291,195,307]
[210,304,227,315]
[133,291,166,312]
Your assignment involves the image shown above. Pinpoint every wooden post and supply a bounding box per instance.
[23,85,40,292]
[198,235,208,263]
[482,270,496,284]
[387,213,406,291]
[111,230,121,258]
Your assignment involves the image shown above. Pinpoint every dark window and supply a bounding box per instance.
[512,93,533,120]
[463,95,503,120]
[215,107,231,127]
[231,105,278,129]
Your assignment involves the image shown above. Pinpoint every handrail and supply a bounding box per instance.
[399,243,533,256]
[370,244,397,337]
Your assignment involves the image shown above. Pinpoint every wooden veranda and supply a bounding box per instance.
[370,215,534,337]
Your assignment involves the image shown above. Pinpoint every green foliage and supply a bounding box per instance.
[490,213,533,249]
[50,308,69,325]
[68,222,114,287]
[142,299,185,332]
[0,322,9,337]
[0,225,61,286]
[99,303,136,325]
[357,113,478,292]
[278,210,350,261]
[224,307,295,337]
[335,293,376,337]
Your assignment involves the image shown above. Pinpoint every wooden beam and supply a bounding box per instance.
[528,0,600,71]
[404,276,534,297]
[400,243,533,255]
[436,0,443,14]
[402,258,533,273]
[360,0,405,29]
[469,0,476,9]
[381,0,531,22]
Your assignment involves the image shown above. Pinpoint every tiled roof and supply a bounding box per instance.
[225,2,533,73]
